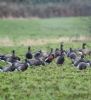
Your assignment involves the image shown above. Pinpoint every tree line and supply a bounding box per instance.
[0,0,91,18]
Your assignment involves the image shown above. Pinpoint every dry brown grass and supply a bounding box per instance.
[0,36,91,46]
[0,37,14,46]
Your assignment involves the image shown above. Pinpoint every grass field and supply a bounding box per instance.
[0,17,91,46]
[0,17,91,100]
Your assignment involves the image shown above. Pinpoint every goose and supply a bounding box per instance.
[77,62,90,70]
[77,43,91,56]
[26,46,33,59]
[60,42,66,56]
[44,48,55,64]
[54,48,60,58]
[66,48,74,57]
[66,48,77,64]
[0,50,20,64]
[16,59,29,71]
[60,42,64,51]
[54,42,65,58]
[82,43,86,49]
[0,54,6,62]
[6,50,21,64]
[27,58,45,66]
[73,55,86,67]
[3,63,16,72]
[34,50,43,60]
[56,50,65,65]
[69,51,77,60]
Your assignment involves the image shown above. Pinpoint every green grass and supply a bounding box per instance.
[0,65,91,100]
[0,17,91,41]
[0,17,91,100]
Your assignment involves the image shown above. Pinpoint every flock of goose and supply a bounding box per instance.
[0,43,91,72]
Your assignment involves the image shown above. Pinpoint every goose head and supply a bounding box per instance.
[82,43,86,49]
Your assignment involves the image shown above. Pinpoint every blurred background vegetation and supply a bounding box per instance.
[0,0,91,18]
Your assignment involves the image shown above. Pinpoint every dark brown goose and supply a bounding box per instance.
[16,59,29,71]
[77,43,91,56]
[45,48,55,64]
[26,46,33,59]
[3,63,16,72]
[56,51,65,65]
[8,50,20,62]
